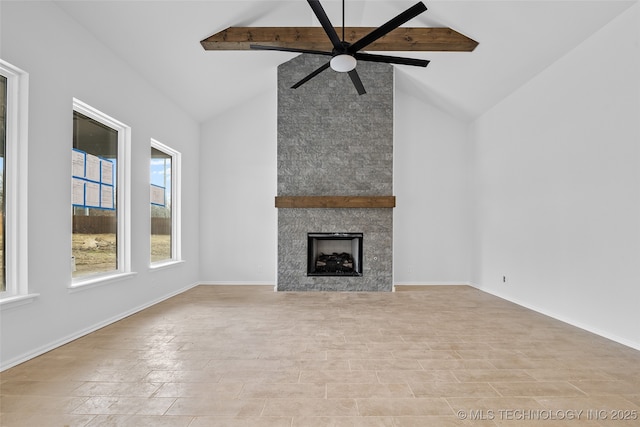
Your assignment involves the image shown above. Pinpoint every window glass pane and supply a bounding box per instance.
[150,146,171,262]
[72,111,118,277]
[0,75,6,291]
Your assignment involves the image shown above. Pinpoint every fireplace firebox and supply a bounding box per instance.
[307,233,363,276]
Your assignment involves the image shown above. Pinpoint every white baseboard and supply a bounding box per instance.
[0,282,199,372]
[469,283,640,352]
[393,281,473,286]
[198,281,275,286]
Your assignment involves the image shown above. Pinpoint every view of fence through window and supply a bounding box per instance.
[150,146,172,262]
[72,111,118,278]
[1,75,6,291]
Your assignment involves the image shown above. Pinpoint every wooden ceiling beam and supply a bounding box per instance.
[201,27,478,52]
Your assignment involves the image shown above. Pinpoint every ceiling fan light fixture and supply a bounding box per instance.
[330,54,357,72]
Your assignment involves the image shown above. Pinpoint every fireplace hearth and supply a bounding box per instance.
[307,233,363,277]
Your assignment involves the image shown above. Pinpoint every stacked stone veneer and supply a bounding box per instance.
[277,54,394,291]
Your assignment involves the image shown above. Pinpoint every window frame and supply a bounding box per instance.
[0,59,34,307]
[150,138,182,268]
[70,98,132,290]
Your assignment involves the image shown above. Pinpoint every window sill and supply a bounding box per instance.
[0,293,40,310]
[68,272,137,293]
[149,259,185,272]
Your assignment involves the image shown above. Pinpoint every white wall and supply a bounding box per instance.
[473,3,640,349]
[0,1,201,369]
[394,91,473,284]
[199,90,278,284]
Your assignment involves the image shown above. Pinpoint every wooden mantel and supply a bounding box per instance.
[275,196,395,209]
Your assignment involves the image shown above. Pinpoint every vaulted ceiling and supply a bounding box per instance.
[55,0,635,123]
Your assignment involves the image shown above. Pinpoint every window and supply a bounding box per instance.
[150,139,181,265]
[1,74,6,291]
[0,59,30,304]
[71,99,130,285]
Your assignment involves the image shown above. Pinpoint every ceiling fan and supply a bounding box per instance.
[250,0,430,95]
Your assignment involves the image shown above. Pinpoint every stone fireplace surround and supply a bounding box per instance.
[277,54,394,292]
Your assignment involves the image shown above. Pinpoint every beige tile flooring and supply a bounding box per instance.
[1,285,639,426]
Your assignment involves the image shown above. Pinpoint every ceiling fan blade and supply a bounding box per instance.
[292,61,331,89]
[354,52,429,67]
[308,0,343,51]
[250,44,332,56]
[348,69,366,95]
[348,2,427,53]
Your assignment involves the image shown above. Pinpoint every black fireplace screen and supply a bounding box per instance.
[307,233,363,276]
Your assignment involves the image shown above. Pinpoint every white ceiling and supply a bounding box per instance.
[54,0,636,123]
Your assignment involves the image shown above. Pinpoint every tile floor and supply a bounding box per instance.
[1,285,639,426]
